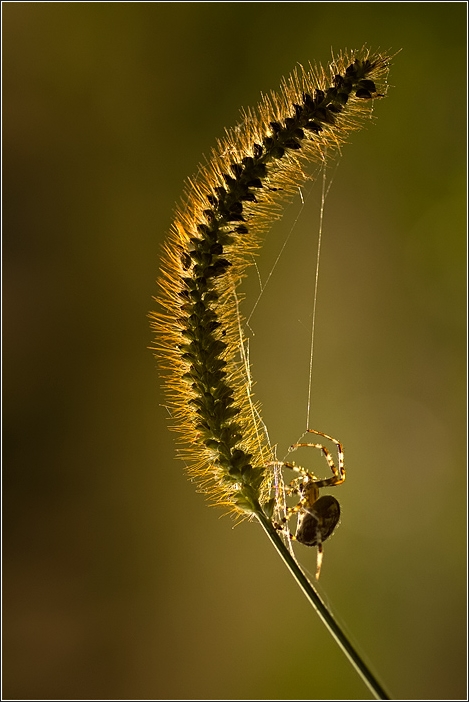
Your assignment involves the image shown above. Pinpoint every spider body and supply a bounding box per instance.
[296,493,341,547]
[272,429,345,578]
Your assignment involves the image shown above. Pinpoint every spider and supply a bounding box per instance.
[272,429,345,579]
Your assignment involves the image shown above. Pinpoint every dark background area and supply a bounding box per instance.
[3,3,466,700]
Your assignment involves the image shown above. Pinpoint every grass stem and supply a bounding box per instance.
[255,508,391,700]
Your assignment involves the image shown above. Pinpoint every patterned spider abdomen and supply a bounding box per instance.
[296,495,340,546]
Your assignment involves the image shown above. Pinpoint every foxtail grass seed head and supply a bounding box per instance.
[150,48,391,519]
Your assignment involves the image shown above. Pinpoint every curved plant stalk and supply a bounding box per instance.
[151,47,393,700]
[256,507,390,700]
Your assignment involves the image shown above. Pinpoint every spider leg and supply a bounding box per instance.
[274,498,307,526]
[273,519,297,542]
[306,429,345,482]
[290,429,345,486]
[315,538,324,580]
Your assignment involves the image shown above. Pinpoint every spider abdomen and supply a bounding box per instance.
[296,495,340,546]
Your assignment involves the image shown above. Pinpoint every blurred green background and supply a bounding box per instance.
[3,3,466,700]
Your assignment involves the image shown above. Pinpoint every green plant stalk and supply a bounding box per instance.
[255,508,390,701]
[152,49,394,700]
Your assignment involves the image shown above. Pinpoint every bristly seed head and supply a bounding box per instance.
[150,48,392,518]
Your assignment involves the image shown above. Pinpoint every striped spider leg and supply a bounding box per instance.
[273,430,345,579]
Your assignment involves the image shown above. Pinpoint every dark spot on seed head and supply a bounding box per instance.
[356,88,372,99]
[230,163,243,177]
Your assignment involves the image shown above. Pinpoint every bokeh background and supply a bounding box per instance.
[3,3,466,700]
